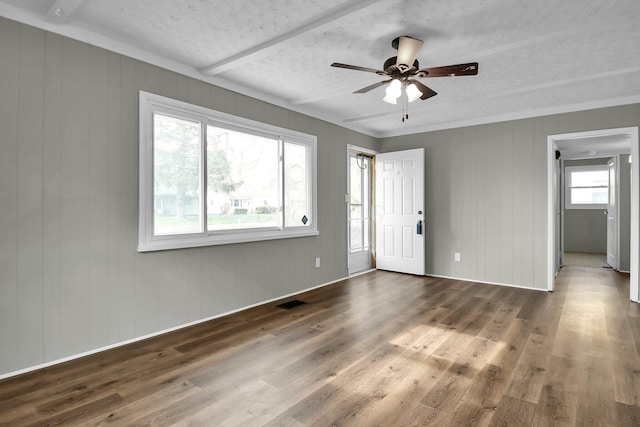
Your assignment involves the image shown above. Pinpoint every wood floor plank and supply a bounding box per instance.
[449,364,511,427]
[24,393,124,427]
[530,355,579,426]
[505,332,553,404]
[463,363,512,410]
[477,303,519,342]
[615,401,640,427]
[354,355,454,426]
[0,268,637,426]
[448,400,492,427]
[488,394,537,426]
[575,354,617,426]
[607,337,640,406]
[488,318,531,370]
[85,379,200,426]
[421,360,477,414]
[530,383,577,426]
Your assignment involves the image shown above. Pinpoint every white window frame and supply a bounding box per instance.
[138,91,318,252]
[564,164,608,210]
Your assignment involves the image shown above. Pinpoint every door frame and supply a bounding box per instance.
[547,127,639,302]
[347,144,378,276]
[607,156,620,270]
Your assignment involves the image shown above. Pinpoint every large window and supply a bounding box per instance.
[139,92,317,251]
[565,165,608,209]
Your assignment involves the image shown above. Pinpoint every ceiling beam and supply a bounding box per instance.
[491,66,640,99]
[199,0,384,76]
[343,111,398,124]
[46,0,86,24]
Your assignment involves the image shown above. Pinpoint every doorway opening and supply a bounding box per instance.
[562,157,621,270]
[347,146,375,275]
[547,127,639,302]
[347,146,427,277]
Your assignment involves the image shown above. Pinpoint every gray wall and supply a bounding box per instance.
[563,158,608,254]
[0,18,378,376]
[379,104,640,290]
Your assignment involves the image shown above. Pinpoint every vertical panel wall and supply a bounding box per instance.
[0,18,21,372]
[0,17,378,376]
[379,104,640,290]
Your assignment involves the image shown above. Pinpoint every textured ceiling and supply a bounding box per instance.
[1,0,639,137]
[556,133,631,160]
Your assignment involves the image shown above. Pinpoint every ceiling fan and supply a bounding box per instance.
[331,36,478,120]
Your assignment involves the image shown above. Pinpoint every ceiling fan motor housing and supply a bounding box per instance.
[383,56,420,77]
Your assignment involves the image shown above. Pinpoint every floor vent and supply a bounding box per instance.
[276,299,308,310]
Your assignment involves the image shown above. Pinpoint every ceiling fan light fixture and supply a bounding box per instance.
[405,83,423,102]
[383,79,402,104]
[382,94,398,104]
[395,36,423,72]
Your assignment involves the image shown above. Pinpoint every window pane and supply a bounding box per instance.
[571,170,607,187]
[571,187,608,204]
[206,126,280,231]
[350,219,363,252]
[285,142,309,227]
[350,205,362,220]
[363,218,370,249]
[363,157,370,220]
[350,157,362,205]
[153,113,202,235]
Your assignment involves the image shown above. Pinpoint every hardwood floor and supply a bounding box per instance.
[1,267,639,426]
[563,251,609,269]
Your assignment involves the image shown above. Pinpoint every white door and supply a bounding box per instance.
[375,148,425,275]
[607,157,619,270]
[348,152,372,274]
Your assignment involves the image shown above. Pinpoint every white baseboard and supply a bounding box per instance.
[425,273,548,292]
[348,268,376,278]
[0,275,350,381]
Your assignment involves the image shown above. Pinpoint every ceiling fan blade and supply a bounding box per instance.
[331,63,386,75]
[353,80,392,94]
[418,62,478,77]
[396,36,423,71]
[410,80,438,100]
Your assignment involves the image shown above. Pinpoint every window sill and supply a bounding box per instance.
[138,229,319,252]
[565,205,607,210]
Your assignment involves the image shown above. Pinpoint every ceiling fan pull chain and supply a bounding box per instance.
[402,94,408,122]
[406,95,409,121]
[402,94,406,122]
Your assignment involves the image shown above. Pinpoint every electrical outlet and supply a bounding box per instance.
[315,257,321,268]
[454,253,461,262]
